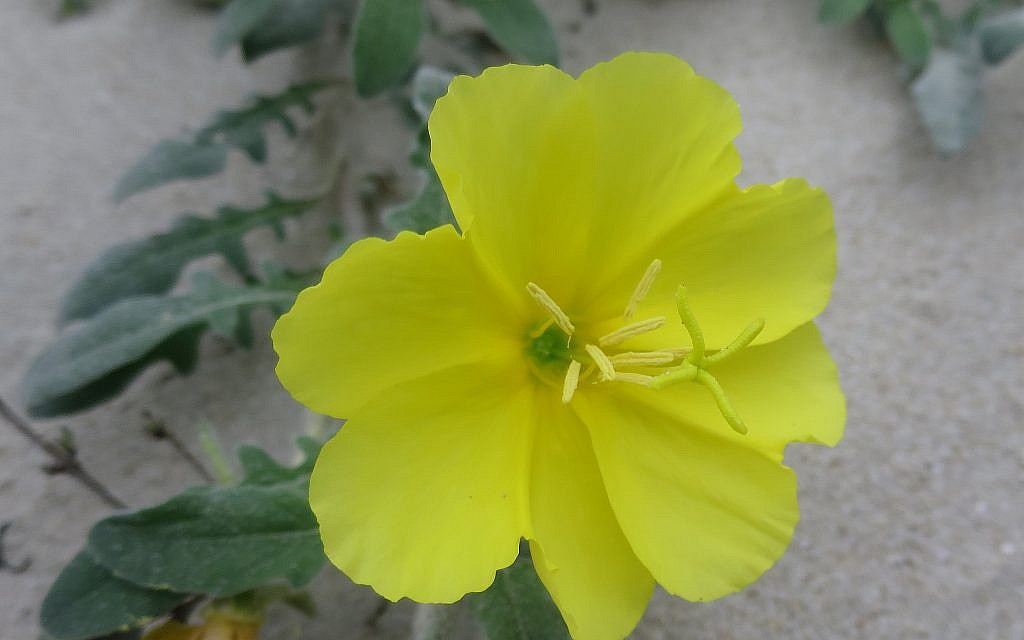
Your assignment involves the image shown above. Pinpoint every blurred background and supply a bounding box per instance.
[1,1,1021,638]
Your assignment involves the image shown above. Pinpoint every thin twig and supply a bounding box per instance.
[142,411,214,483]
[0,396,125,509]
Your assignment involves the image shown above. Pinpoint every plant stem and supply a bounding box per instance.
[0,396,125,509]
[142,411,214,483]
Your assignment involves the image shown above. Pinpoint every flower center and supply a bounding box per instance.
[524,260,765,435]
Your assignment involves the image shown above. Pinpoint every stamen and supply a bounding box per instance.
[694,370,748,435]
[624,259,662,319]
[608,351,677,367]
[584,344,616,381]
[561,360,582,404]
[704,318,766,366]
[613,372,655,385]
[598,316,666,347]
[528,317,555,339]
[675,286,706,363]
[526,283,575,336]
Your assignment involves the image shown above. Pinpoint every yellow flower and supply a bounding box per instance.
[273,52,845,640]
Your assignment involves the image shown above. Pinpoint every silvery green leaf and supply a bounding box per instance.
[979,7,1024,65]
[412,66,455,122]
[352,0,425,97]
[911,40,984,154]
[213,0,278,56]
[818,0,871,26]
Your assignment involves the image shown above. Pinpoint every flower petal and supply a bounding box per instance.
[527,392,653,640]
[573,324,843,601]
[272,225,523,418]
[429,52,741,310]
[309,360,531,603]
[598,178,836,348]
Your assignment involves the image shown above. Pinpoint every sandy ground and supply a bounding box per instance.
[1,1,1022,639]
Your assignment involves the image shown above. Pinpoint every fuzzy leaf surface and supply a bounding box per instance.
[87,483,325,597]
[467,556,570,640]
[241,0,349,61]
[979,7,1024,64]
[60,194,317,324]
[238,436,322,486]
[214,0,278,55]
[23,271,306,417]
[911,40,984,154]
[113,140,228,204]
[818,0,871,25]
[40,551,188,640]
[462,0,559,65]
[113,81,337,201]
[353,0,425,96]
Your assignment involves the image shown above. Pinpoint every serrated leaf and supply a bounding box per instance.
[979,7,1024,65]
[411,66,455,122]
[195,80,340,161]
[352,0,425,97]
[384,171,455,234]
[818,0,871,26]
[114,81,338,202]
[238,436,321,486]
[241,0,349,61]
[911,40,984,154]
[40,551,188,640]
[461,0,559,65]
[60,194,318,325]
[213,0,278,56]
[467,556,569,640]
[23,270,307,418]
[113,140,228,204]
[885,2,931,71]
[87,483,326,597]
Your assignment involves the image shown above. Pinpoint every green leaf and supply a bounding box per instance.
[467,556,569,640]
[911,39,984,154]
[60,194,317,325]
[885,2,932,71]
[23,269,307,418]
[384,171,455,234]
[818,0,872,26]
[461,0,559,65]
[352,0,425,97]
[196,79,340,161]
[57,0,92,19]
[40,551,188,640]
[114,81,338,202]
[87,483,326,597]
[979,7,1024,65]
[213,0,279,56]
[112,140,228,204]
[238,436,321,486]
[241,0,349,61]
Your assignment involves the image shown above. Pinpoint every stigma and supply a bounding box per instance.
[523,262,763,436]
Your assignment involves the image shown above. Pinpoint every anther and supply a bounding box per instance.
[598,316,666,347]
[609,351,677,367]
[624,259,662,319]
[526,283,575,336]
[562,360,582,404]
[613,372,655,386]
[584,344,616,381]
